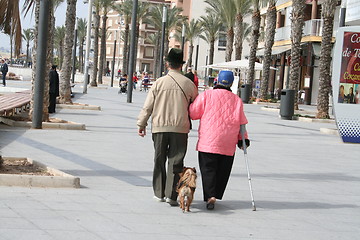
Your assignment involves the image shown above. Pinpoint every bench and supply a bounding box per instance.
[0,91,31,116]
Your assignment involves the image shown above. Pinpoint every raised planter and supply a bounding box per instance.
[57,103,101,111]
[0,116,86,130]
[0,157,80,188]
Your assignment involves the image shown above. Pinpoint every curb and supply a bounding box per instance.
[57,103,101,111]
[261,107,335,123]
[298,117,335,123]
[0,157,80,188]
[0,117,86,130]
[320,128,339,136]
[261,106,280,112]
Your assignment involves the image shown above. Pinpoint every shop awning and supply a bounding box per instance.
[256,45,292,56]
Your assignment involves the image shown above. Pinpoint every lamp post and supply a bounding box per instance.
[181,23,185,51]
[110,30,117,87]
[71,18,78,84]
[126,0,138,103]
[32,0,50,129]
[339,0,347,27]
[83,0,93,94]
[159,6,167,77]
[195,38,199,71]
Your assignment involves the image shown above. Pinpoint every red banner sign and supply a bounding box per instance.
[340,32,360,84]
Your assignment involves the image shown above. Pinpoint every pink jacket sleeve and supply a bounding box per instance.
[189,91,206,120]
[238,100,249,140]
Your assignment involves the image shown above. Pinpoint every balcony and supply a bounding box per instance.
[274,19,337,42]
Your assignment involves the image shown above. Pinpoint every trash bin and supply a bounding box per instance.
[240,84,251,103]
[280,89,295,120]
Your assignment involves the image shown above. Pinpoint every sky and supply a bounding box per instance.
[0,0,89,54]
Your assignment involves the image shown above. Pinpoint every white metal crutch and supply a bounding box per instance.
[240,125,256,211]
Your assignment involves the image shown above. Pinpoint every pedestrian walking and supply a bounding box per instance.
[1,59,8,86]
[137,48,198,206]
[189,70,250,210]
[133,72,138,90]
[48,65,59,113]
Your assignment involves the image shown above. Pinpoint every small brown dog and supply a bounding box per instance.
[177,167,197,212]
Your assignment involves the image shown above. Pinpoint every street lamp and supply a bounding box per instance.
[126,0,138,103]
[339,0,347,27]
[32,0,50,129]
[83,0,93,94]
[195,37,199,71]
[110,30,117,87]
[159,6,167,77]
[181,23,185,51]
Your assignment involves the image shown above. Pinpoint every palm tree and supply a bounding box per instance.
[145,32,160,77]
[199,12,222,77]
[205,0,236,62]
[54,26,66,68]
[289,0,305,110]
[90,0,101,86]
[59,0,77,104]
[22,28,34,67]
[0,0,22,56]
[134,1,150,69]
[113,0,131,76]
[258,0,276,100]
[147,5,184,76]
[77,18,87,73]
[178,19,202,70]
[97,0,114,85]
[316,0,337,119]
[28,0,54,121]
[247,0,261,97]
[233,0,252,60]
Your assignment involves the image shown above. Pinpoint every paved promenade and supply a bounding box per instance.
[1,77,360,240]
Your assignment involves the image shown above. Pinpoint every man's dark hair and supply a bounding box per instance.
[168,62,182,69]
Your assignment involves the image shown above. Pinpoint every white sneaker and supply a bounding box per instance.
[165,198,179,206]
[153,196,165,202]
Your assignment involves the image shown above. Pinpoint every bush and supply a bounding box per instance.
[0,155,3,168]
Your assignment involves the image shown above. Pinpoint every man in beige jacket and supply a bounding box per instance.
[137,48,198,206]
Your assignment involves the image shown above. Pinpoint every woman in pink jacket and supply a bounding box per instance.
[189,70,250,210]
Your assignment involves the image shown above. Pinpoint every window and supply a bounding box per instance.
[144,47,154,58]
[141,63,150,72]
[218,33,226,47]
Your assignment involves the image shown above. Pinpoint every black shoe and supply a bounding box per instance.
[206,202,215,210]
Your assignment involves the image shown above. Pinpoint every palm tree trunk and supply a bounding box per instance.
[91,12,100,86]
[259,1,276,100]
[247,6,261,97]
[209,38,215,76]
[154,34,161,78]
[30,0,40,119]
[10,33,13,63]
[59,0,77,104]
[30,0,53,121]
[97,15,107,84]
[122,23,129,75]
[225,27,234,62]
[186,44,194,70]
[79,41,84,73]
[316,0,336,119]
[289,0,305,110]
[234,13,244,60]
[26,43,30,67]
[59,42,64,69]
[43,6,54,121]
